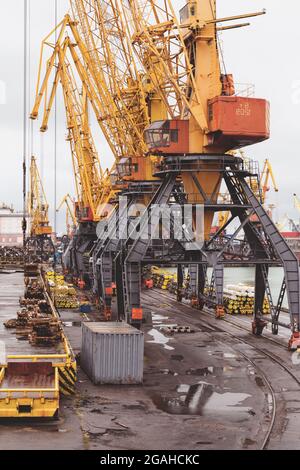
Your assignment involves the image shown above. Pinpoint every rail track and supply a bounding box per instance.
[142,288,300,450]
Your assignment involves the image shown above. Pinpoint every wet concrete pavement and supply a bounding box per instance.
[0,282,269,450]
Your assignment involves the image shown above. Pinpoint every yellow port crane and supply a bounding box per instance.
[68,0,154,163]
[31,10,148,165]
[57,194,77,238]
[122,0,267,239]
[31,38,112,223]
[30,1,300,348]
[260,158,279,204]
[64,1,278,326]
[26,156,55,260]
[28,156,52,238]
[294,194,300,213]
[30,33,119,280]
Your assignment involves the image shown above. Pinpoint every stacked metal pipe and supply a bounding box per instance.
[46,271,78,309]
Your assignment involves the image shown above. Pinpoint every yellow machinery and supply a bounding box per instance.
[28,156,52,237]
[29,1,300,347]
[31,36,119,280]
[261,159,279,204]
[57,194,77,238]
[31,43,114,223]
[30,2,168,294]
[126,0,267,238]
[294,194,300,214]
[25,156,55,260]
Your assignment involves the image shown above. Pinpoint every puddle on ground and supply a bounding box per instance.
[171,355,184,362]
[223,352,237,359]
[160,369,177,376]
[186,366,233,377]
[147,329,174,350]
[255,376,265,388]
[152,314,178,330]
[152,382,252,421]
[152,314,169,323]
[208,351,238,359]
[63,322,82,328]
[266,393,274,417]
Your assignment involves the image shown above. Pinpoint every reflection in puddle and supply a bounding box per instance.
[171,355,184,362]
[223,353,237,359]
[186,366,233,377]
[152,382,252,420]
[209,351,238,359]
[152,314,177,329]
[177,384,190,393]
[147,329,174,350]
[266,393,274,417]
[152,314,169,323]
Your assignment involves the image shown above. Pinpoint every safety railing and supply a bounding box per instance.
[234,83,255,97]
[154,155,259,176]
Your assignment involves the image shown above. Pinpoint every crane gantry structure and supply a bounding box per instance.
[111,0,299,348]
[30,0,300,349]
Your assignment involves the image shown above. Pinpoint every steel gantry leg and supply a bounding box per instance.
[240,180,300,349]
[213,263,225,319]
[252,264,268,335]
[124,174,177,325]
[189,264,198,306]
[197,263,207,310]
[177,265,184,302]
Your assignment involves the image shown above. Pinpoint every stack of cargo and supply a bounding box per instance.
[0,246,25,268]
[29,318,62,346]
[46,271,79,309]
[151,268,196,298]
[53,287,79,309]
[223,284,270,315]
[20,298,50,313]
[4,277,63,345]
[25,279,44,300]
[46,272,65,287]
[150,265,270,315]
[4,306,40,330]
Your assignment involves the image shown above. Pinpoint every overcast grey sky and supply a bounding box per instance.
[0,0,299,233]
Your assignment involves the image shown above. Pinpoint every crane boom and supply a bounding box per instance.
[70,0,150,157]
[260,158,279,204]
[57,194,77,227]
[31,36,116,222]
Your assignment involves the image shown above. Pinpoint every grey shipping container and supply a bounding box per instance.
[81,322,144,384]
